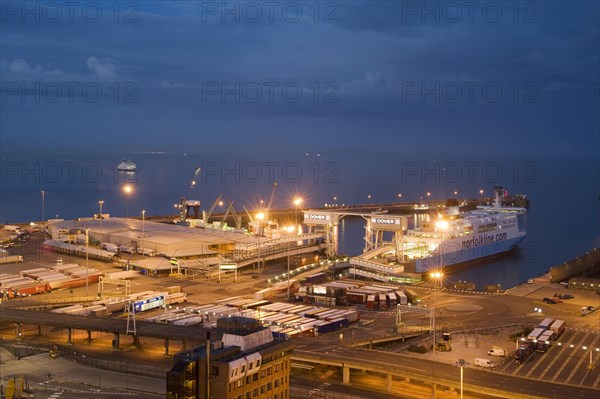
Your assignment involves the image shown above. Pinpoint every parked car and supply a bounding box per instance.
[543,297,559,304]
[554,293,574,299]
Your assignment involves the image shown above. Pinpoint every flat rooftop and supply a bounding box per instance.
[49,218,262,247]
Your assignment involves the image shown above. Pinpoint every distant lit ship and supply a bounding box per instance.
[401,186,527,272]
[117,160,137,171]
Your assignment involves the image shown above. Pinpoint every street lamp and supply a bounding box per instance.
[85,228,89,294]
[285,225,295,300]
[98,200,104,241]
[142,209,146,257]
[41,190,45,224]
[292,197,303,227]
[123,184,133,217]
[454,359,470,399]
[256,212,265,271]
[430,270,443,354]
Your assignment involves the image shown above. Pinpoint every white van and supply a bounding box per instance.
[474,358,495,368]
[487,348,506,357]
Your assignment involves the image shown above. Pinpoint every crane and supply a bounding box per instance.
[202,194,223,225]
[243,205,255,224]
[222,199,242,229]
[265,181,278,219]
[177,167,201,225]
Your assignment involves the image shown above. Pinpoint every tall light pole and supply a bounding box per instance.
[432,220,448,357]
[98,200,104,241]
[430,270,443,354]
[123,184,133,217]
[141,209,146,257]
[285,225,295,300]
[85,228,89,294]
[41,190,45,224]
[293,197,303,228]
[454,359,469,399]
[256,212,265,271]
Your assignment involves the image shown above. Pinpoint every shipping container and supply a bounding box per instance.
[538,318,554,330]
[549,320,565,337]
[395,291,408,306]
[527,327,547,341]
[366,294,378,310]
[346,291,367,304]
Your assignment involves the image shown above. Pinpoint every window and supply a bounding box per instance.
[241,365,246,373]
[253,374,258,382]
[260,371,265,378]
[260,385,266,394]
[246,376,251,384]
[267,382,272,391]
[253,388,258,397]
[267,367,272,376]
[275,363,279,372]
[237,380,243,388]
[274,380,279,388]
[249,363,253,370]
[212,366,219,376]
[245,392,251,399]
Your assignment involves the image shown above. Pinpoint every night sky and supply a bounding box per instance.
[0,1,598,157]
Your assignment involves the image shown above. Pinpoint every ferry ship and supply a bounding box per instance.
[401,186,527,272]
[117,160,137,171]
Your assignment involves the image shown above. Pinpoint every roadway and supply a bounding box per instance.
[293,346,598,399]
[0,307,203,342]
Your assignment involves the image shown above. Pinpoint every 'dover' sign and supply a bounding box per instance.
[370,216,407,230]
[303,212,331,225]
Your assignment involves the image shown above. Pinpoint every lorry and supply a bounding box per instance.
[514,342,535,364]
[137,247,156,256]
[101,243,119,253]
[536,330,555,352]
[404,289,420,304]
[487,347,506,357]
[538,317,554,329]
[527,327,546,341]
[549,319,565,337]
[0,255,24,264]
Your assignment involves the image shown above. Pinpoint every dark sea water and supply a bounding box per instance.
[1,151,598,289]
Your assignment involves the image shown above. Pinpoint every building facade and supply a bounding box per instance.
[167,317,294,399]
